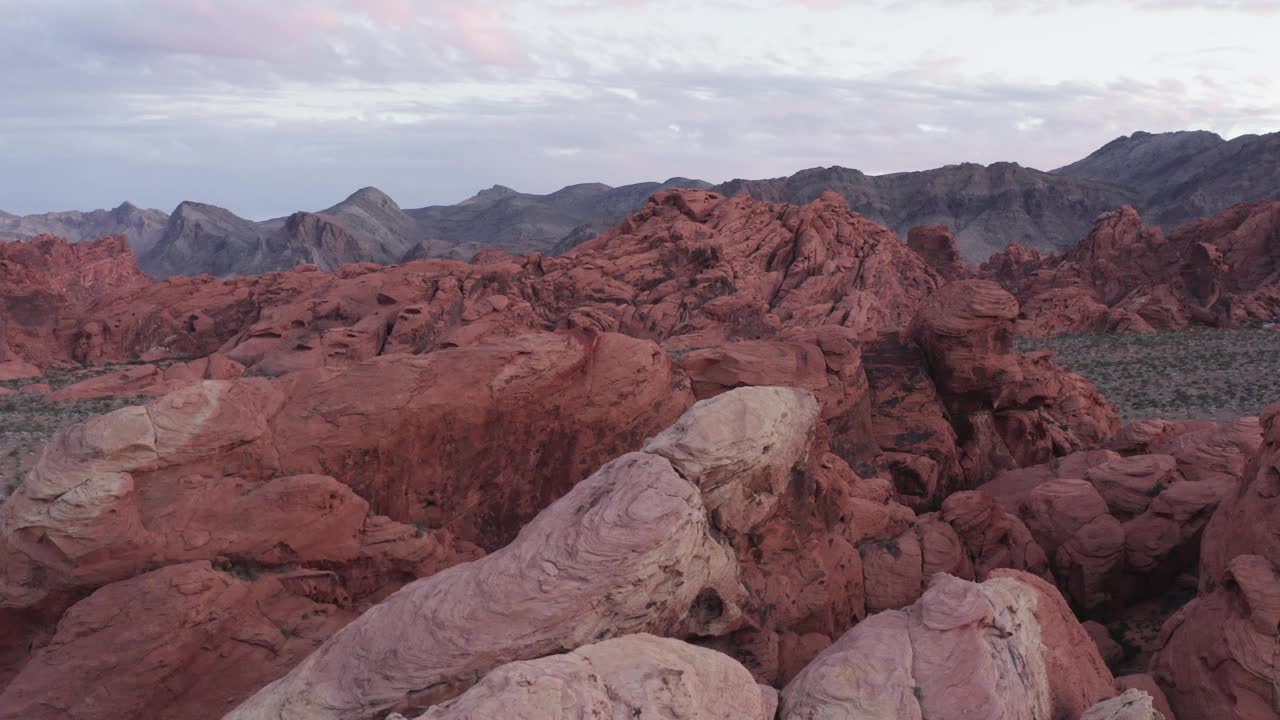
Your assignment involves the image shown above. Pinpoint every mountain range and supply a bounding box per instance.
[3,130,1277,277]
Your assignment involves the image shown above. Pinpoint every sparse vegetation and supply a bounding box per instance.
[0,363,153,500]
[1018,327,1280,421]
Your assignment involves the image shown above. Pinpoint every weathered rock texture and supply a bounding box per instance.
[227,450,745,719]
[780,570,1115,719]
[0,234,151,366]
[973,416,1261,613]
[4,190,947,371]
[982,201,1280,336]
[229,386,833,719]
[0,332,702,717]
[1150,554,1280,720]
[903,280,1119,502]
[1201,403,1280,584]
[1082,689,1167,720]
[0,561,356,720]
[413,634,777,720]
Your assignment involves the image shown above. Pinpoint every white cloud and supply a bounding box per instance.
[0,0,1275,216]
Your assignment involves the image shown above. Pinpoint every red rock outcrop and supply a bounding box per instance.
[7,190,1234,719]
[861,330,962,507]
[0,561,356,720]
[0,332,687,610]
[0,234,151,366]
[13,190,946,374]
[230,388,825,719]
[45,354,246,402]
[906,280,1120,496]
[981,201,1280,336]
[1150,554,1280,720]
[907,224,969,281]
[1200,403,1280,584]
[0,332,696,715]
[973,418,1257,614]
[780,570,1116,719]
[674,325,880,470]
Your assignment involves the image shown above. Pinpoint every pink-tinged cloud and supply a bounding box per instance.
[357,0,416,26]
[428,2,528,67]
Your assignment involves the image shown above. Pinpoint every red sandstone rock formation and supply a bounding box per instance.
[907,225,969,281]
[905,280,1119,499]
[412,634,778,719]
[4,190,946,373]
[1200,403,1280,585]
[1150,554,1279,720]
[46,354,245,402]
[0,332,694,714]
[780,570,1116,719]
[0,561,357,720]
[971,416,1260,614]
[0,234,151,366]
[9,191,1267,719]
[981,201,1280,336]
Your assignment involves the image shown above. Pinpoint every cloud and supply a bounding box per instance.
[0,0,1276,217]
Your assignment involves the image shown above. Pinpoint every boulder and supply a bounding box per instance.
[907,225,969,281]
[1201,403,1280,584]
[1021,478,1111,557]
[940,490,1050,580]
[910,279,1021,399]
[1082,689,1168,720]
[1150,555,1280,720]
[675,326,879,468]
[1056,514,1126,611]
[0,562,355,720]
[1116,675,1177,720]
[413,635,777,720]
[1085,454,1181,517]
[645,386,819,536]
[780,570,1115,719]
[227,451,745,719]
[860,529,924,613]
[1149,416,1262,485]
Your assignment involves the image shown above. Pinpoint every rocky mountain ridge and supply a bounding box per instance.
[3,130,1276,279]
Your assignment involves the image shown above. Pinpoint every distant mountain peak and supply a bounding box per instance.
[340,186,401,211]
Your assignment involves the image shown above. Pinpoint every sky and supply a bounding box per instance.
[2,0,1278,219]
